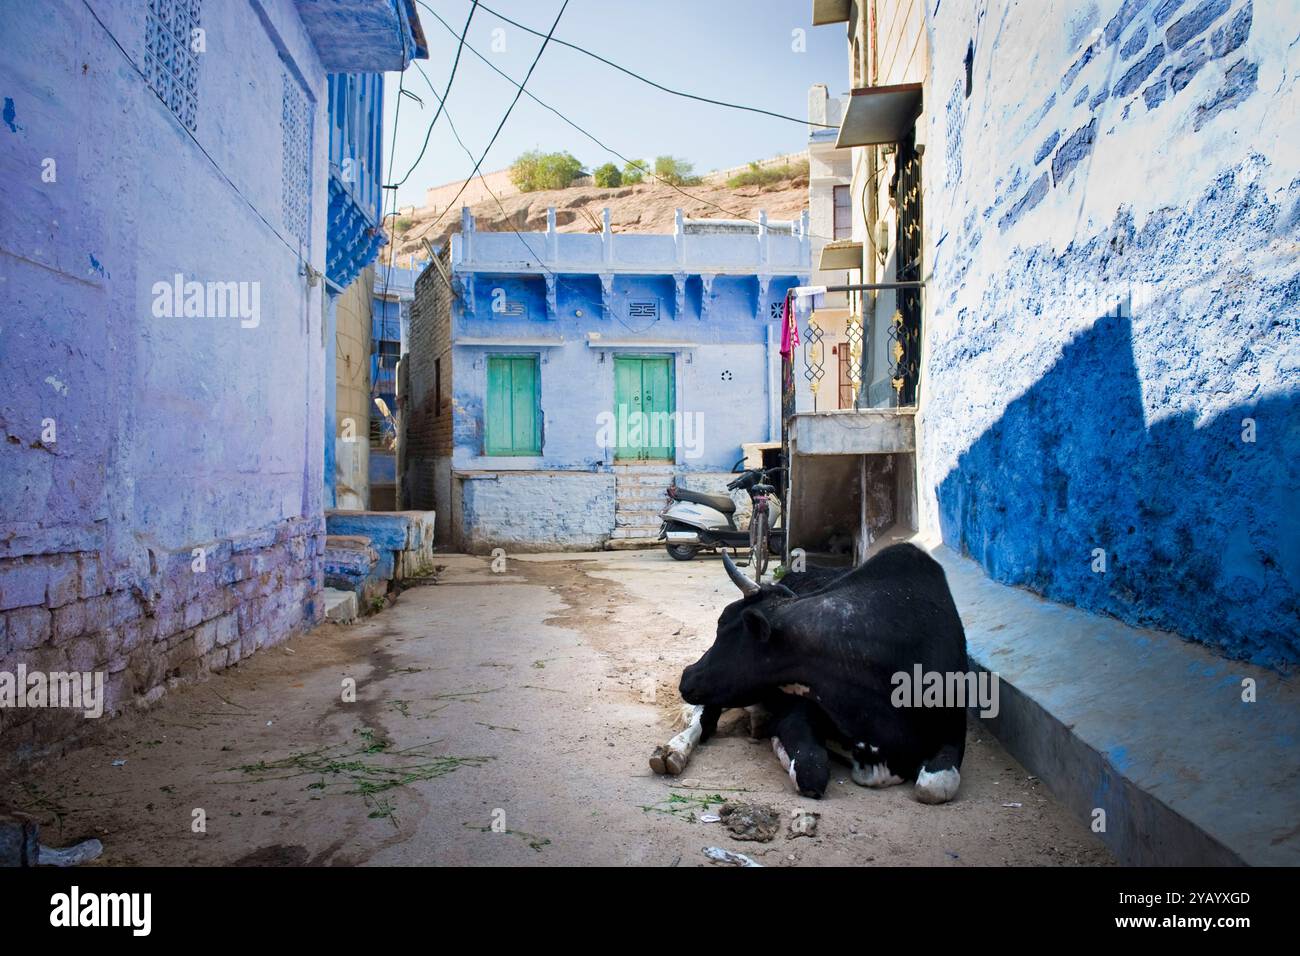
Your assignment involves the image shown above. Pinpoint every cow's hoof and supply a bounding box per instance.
[851,761,905,788]
[664,749,689,775]
[649,746,669,775]
[914,767,961,804]
[793,763,829,799]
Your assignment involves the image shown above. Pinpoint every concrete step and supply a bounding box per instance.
[615,476,672,492]
[613,502,665,515]
[609,527,658,539]
[615,511,662,529]
[924,536,1300,866]
[322,535,386,607]
[322,587,358,624]
[604,537,664,551]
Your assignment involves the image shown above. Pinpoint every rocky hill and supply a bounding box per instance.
[384,163,810,262]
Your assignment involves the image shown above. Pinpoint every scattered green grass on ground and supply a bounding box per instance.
[638,791,730,822]
[464,822,551,852]
[234,727,493,829]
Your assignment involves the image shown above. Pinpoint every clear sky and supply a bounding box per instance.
[381,0,851,209]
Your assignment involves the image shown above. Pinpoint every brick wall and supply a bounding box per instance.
[0,0,331,763]
[405,246,453,515]
[1,517,324,764]
[459,472,615,553]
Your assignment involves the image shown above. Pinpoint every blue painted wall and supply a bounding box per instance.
[0,0,421,750]
[919,0,1299,665]
[449,265,799,473]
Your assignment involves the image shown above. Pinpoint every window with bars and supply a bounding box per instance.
[833,184,852,239]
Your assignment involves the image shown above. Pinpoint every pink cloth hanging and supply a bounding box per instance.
[780,296,799,356]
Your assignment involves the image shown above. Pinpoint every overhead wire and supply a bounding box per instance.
[390,0,479,190]
[468,0,837,128]
[418,0,572,236]
[410,60,661,336]
[414,0,836,244]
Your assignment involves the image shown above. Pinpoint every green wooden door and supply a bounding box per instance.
[486,355,540,456]
[614,356,674,461]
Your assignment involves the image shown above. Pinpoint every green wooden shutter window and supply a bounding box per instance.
[613,356,674,461]
[486,355,540,456]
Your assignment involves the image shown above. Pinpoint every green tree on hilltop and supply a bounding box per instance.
[509,150,586,192]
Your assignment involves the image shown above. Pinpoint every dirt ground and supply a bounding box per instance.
[3,551,1114,867]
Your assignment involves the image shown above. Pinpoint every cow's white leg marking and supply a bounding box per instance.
[770,737,800,790]
[851,758,905,788]
[659,704,705,775]
[745,704,769,738]
[914,766,961,804]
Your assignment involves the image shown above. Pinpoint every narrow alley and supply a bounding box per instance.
[1,0,1296,926]
[4,552,1109,867]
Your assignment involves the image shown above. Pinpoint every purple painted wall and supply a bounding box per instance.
[0,0,419,761]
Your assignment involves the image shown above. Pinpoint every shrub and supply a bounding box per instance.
[621,160,647,184]
[393,216,413,233]
[508,150,586,192]
[653,155,701,186]
[725,159,811,188]
[592,162,623,188]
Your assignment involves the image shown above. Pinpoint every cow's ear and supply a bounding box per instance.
[742,607,776,643]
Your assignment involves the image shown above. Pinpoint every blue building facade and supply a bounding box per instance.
[368,259,424,508]
[919,0,1300,667]
[372,259,425,429]
[406,208,811,551]
[322,68,399,510]
[0,0,424,756]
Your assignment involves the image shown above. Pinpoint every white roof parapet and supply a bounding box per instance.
[454,208,810,276]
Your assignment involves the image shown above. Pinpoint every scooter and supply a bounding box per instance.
[658,461,785,563]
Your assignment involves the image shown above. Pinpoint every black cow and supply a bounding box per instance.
[680,544,968,803]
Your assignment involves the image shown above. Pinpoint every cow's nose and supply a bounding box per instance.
[678,667,697,702]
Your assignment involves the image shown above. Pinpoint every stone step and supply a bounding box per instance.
[615,511,662,529]
[615,496,666,511]
[604,537,664,551]
[615,471,673,484]
[928,537,1300,865]
[322,587,358,624]
[616,470,668,480]
[609,527,658,539]
[616,486,671,501]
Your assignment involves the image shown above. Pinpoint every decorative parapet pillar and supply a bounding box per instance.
[599,273,614,320]
[699,273,715,321]
[460,206,475,265]
[602,207,613,266]
[674,273,687,321]
[456,272,476,315]
[758,210,769,269]
[756,275,772,321]
[673,208,685,268]
[544,273,558,319]
[546,206,558,263]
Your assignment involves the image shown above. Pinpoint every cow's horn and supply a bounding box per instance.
[722,550,760,597]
